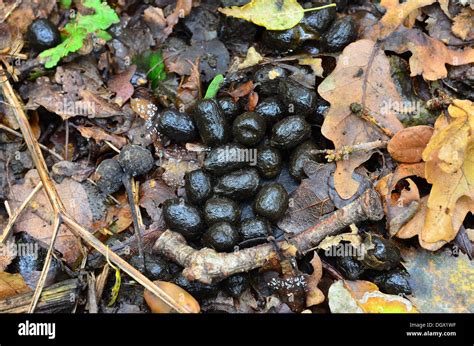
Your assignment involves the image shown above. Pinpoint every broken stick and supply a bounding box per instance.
[154,188,384,284]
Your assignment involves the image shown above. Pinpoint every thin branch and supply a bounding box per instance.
[154,189,384,284]
[28,214,62,313]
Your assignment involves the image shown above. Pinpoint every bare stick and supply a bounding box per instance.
[28,215,62,312]
[1,181,43,243]
[0,66,192,313]
[311,140,388,162]
[154,188,384,284]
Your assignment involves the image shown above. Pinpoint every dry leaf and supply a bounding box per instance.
[452,7,474,41]
[401,247,474,312]
[238,47,264,70]
[228,81,254,101]
[375,0,436,38]
[278,163,335,234]
[318,40,404,199]
[8,170,97,266]
[107,65,136,106]
[298,58,324,77]
[177,58,201,111]
[0,272,31,299]
[161,158,200,188]
[420,99,474,247]
[328,280,418,313]
[139,179,175,222]
[383,27,474,81]
[77,125,127,149]
[305,253,324,307]
[387,125,434,163]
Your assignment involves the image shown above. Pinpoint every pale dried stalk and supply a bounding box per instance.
[155,189,384,284]
[0,66,192,313]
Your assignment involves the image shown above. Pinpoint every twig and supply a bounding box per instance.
[95,264,110,303]
[87,272,98,313]
[311,140,388,162]
[154,189,384,284]
[0,65,192,313]
[0,181,43,243]
[28,215,62,313]
[0,124,63,160]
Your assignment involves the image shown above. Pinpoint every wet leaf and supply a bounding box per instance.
[238,47,264,70]
[0,272,31,299]
[107,65,136,106]
[318,40,404,199]
[328,280,418,313]
[401,247,474,312]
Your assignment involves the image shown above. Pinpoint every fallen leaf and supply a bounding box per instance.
[8,170,100,266]
[177,58,201,111]
[107,65,136,106]
[0,272,31,299]
[76,125,127,149]
[423,4,465,45]
[278,163,335,234]
[375,0,437,38]
[452,7,474,41]
[387,125,434,163]
[238,47,264,70]
[164,0,193,37]
[161,157,200,188]
[92,194,132,234]
[318,225,362,251]
[318,39,404,199]
[305,253,324,307]
[139,179,175,223]
[383,27,474,81]
[219,0,306,31]
[130,98,158,121]
[401,247,474,312]
[420,99,474,248]
[298,58,324,77]
[228,81,254,101]
[328,280,418,313]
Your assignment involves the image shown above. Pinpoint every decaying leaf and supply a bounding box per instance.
[77,125,127,149]
[278,163,335,234]
[420,99,474,248]
[0,272,31,299]
[8,170,100,266]
[318,224,362,251]
[383,27,474,81]
[318,40,404,199]
[401,247,474,312]
[328,280,418,313]
[387,125,434,163]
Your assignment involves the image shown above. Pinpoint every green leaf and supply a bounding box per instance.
[204,74,225,99]
[147,52,166,89]
[60,0,72,9]
[218,0,336,30]
[40,0,119,68]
